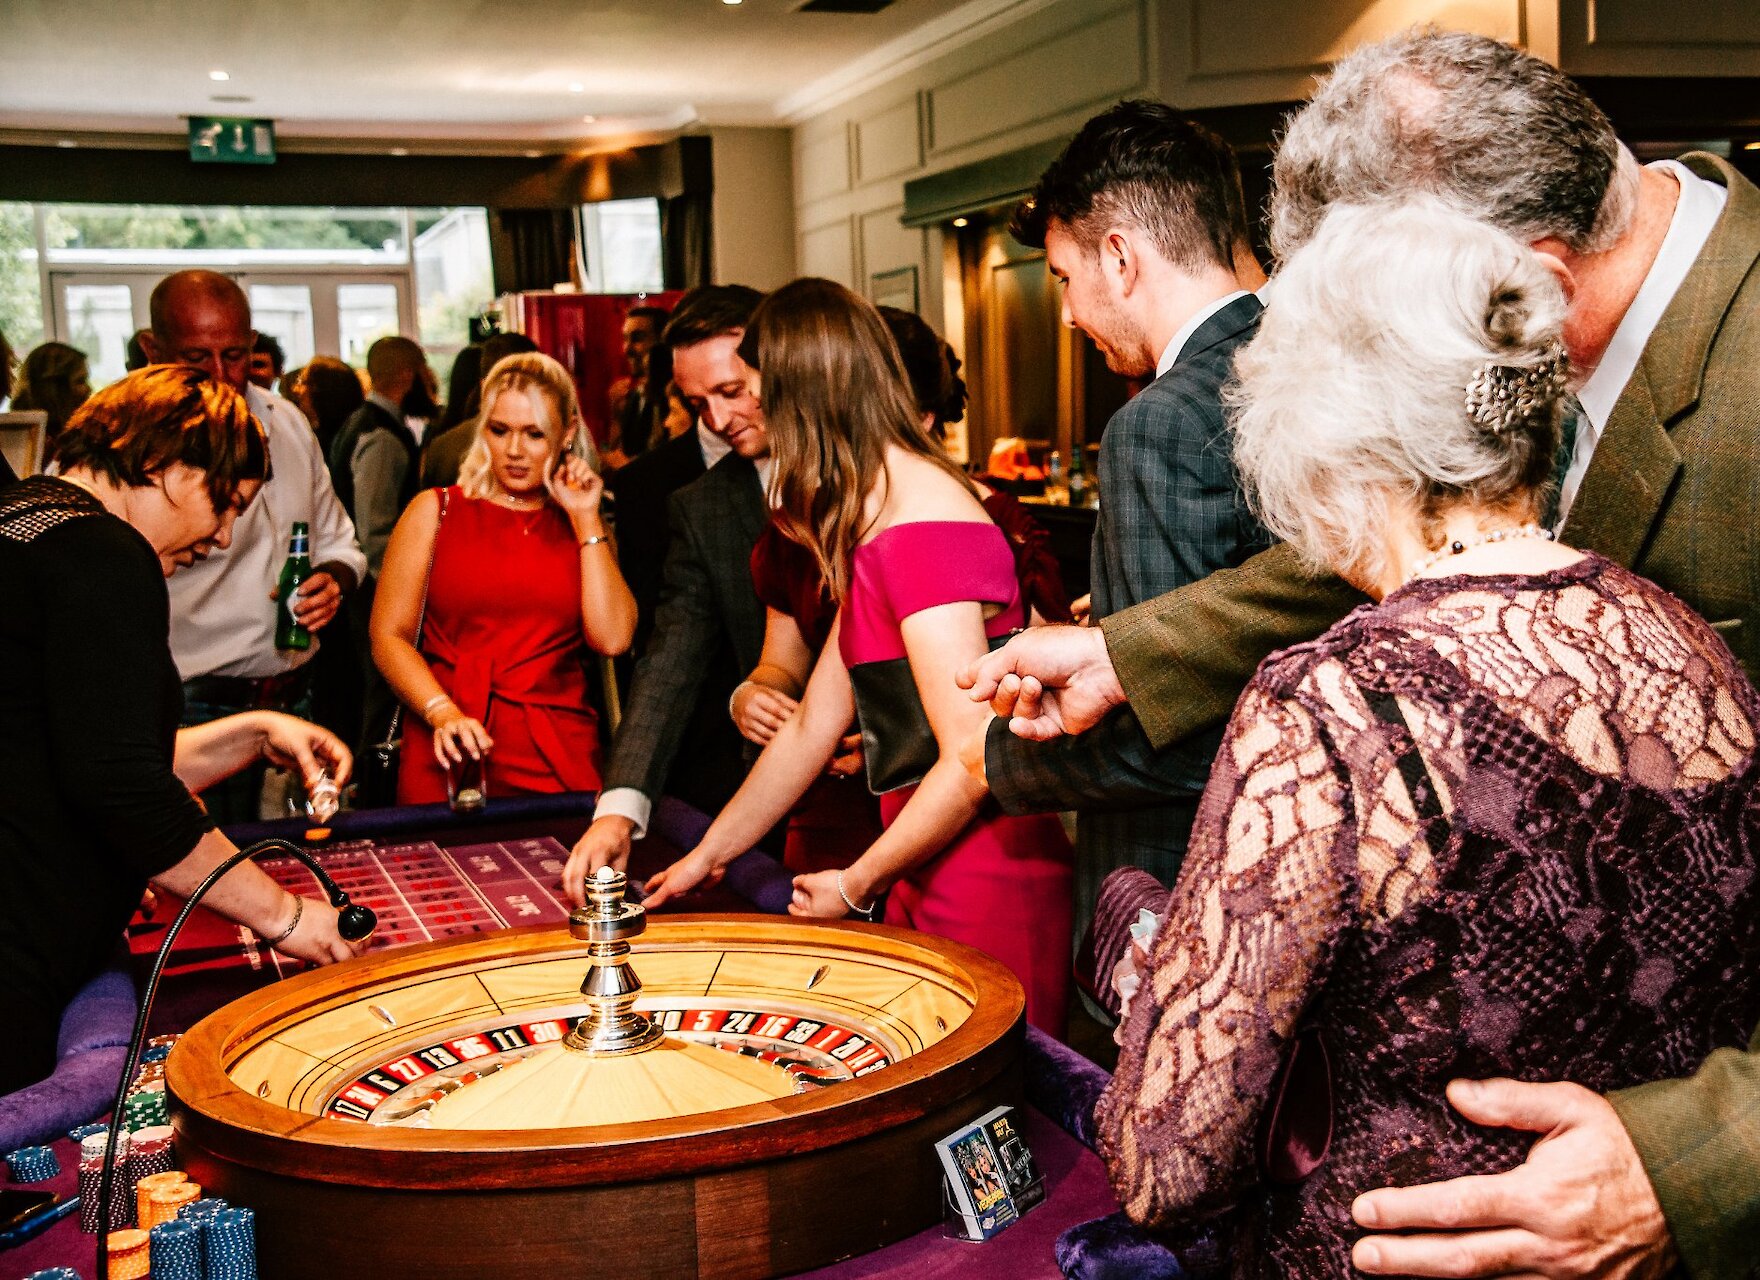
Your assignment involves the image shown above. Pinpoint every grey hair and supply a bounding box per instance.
[1229,198,1568,584]
[1269,28,1640,263]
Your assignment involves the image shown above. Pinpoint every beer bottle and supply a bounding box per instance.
[275,522,312,651]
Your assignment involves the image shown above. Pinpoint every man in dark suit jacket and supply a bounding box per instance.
[965,35,1760,1280]
[983,104,1275,977]
[568,285,767,884]
[608,427,709,657]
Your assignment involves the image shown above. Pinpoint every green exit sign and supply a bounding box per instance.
[188,116,276,165]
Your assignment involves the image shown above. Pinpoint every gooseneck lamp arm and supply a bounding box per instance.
[95,838,376,1273]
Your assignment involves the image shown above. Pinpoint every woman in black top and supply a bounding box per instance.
[0,366,365,1093]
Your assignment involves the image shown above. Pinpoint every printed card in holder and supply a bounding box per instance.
[936,1105,1042,1241]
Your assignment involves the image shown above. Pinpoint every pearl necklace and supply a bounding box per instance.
[1409,523,1556,582]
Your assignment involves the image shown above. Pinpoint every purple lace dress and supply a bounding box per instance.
[1096,554,1760,1274]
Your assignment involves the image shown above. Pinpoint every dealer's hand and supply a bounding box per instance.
[269,570,344,632]
[269,895,369,965]
[956,623,1125,741]
[642,848,725,910]
[257,711,352,792]
[565,816,635,902]
[1352,1079,1675,1279]
[731,681,798,747]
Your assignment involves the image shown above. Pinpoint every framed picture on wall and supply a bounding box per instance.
[869,265,919,313]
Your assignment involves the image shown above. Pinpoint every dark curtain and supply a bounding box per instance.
[489,208,579,294]
[659,193,712,291]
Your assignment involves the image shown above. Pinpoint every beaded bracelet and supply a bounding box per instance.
[578,534,610,548]
[420,693,454,723]
[837,870,877,920]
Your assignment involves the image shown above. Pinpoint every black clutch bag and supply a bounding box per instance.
[847,631,1014,794]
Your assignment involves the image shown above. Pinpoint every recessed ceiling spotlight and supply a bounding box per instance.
[722,0,742,6]
[209,69,230,81]
[390,147,410,156]
[569,82,584,93]
[952,217,969,228]
[581,114,598,124]
[57,139,78,148]
[524,149,543,158]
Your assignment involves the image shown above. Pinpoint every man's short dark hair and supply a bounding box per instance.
[662,285,763,350]
[626,305,670,332]
[252,332,285,375]
[1012,99,1242,273]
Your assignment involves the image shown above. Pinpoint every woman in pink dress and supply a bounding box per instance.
[372,354,637,805]
[644,279,1073,1036]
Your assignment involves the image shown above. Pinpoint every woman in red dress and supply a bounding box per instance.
[646,280,1073,1036]
[372,354,637,804]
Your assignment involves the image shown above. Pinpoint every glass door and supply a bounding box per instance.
[46,272,154,387]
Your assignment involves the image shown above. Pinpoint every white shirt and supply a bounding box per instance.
[1556,160,1727,525]
[168,386,367,680]
[1155,290,1252,379]
[594,443,773,839]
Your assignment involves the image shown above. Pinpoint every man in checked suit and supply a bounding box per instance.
[566,286,771,887]
[988,102,1272,984]
[965,32,1760,1280]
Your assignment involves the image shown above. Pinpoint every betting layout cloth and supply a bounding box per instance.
[127,838,576,980]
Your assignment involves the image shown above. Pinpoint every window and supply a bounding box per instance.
[578,198,663,294]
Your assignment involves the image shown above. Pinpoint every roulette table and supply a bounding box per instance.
[6,794,1122,1279]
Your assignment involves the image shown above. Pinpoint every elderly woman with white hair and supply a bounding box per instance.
[1093,197,1760,1274]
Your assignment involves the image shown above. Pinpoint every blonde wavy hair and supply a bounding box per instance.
[456,352,594,500]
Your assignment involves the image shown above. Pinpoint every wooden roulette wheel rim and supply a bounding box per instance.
[167,915,1026,1277]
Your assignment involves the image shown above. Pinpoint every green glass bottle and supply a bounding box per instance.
[275,522,312,652]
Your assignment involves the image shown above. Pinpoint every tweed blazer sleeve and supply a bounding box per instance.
[1610,1024,1760,1279]
[1100,543,1365,751]
[601,488,725,798]
[985,703,1223,815]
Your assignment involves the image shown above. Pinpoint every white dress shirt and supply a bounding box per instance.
[1155,290,1252,379]
[168,386,367,680]
[1556,160,1727,525]
[593,442,773,839]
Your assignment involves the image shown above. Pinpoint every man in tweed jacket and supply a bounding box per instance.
[569,287,770,885]
[986,103,1272,981]
[967,34,1760,1278]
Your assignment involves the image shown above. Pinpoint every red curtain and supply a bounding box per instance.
[513,290,684,444]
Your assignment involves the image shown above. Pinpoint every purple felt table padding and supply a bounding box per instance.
[0,961,135,1150]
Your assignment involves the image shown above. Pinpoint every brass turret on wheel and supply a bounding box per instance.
[562,865,665,1056]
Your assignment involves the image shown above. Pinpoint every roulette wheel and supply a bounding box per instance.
[166,869,1026,1278]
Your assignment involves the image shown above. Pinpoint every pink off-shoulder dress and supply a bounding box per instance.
[839,520,1074,1037]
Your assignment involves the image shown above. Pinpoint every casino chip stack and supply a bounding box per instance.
[69,1121,108,1143]
[23,1269,84,1279]
[79,1130,132,1233]
[107,1226,152,1278]
[124,1081,169,1131]
[135,1170,190,1229]
[5,1143,59,1182]
[151,1216,204,1280]
[146,1177,200,1231]
[142,1033,180,1064]
[205,1205,258,1280]
[126,1125,176,1186]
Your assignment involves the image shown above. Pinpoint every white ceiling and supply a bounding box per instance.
[0,0,1027,146]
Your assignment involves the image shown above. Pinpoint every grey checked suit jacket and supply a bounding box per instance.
[986,293,1271,950]
[602,452,768,802]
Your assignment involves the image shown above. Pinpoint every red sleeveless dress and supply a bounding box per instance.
[396,487,603,803]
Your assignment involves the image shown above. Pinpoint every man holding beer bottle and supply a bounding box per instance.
[148,270,368,823]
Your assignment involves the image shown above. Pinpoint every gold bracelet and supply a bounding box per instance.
[264,894,304,947]
[578,534,609,548]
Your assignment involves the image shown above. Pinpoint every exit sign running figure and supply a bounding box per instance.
[188,116,276,165]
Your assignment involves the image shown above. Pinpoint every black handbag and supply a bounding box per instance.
[358,489,448,806]
[847,629,1016,794]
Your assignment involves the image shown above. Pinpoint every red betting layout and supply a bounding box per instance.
[128,837,576,980]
